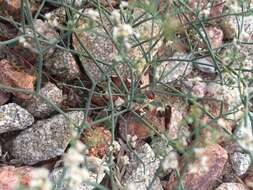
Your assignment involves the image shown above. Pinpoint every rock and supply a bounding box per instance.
[0,103,34,134]
[203,81,241,116]
[194,57,216,74]
[244,168,253,189]
[230,152,251,176]
[26,82,63,118]
[0,0,39,20]
[44,49,80,80]
[44,7,66,27]
[156,52,193,83]
[0,90,10,106]
[181,77,207,97]
[15,19,59,63]
[220,15,253,40]
[215,183,248,190]
[165,144,228,190]
[49,157,107,190]
[0,166,33,190]
[122,143,163,190]
[118,110,165,141]
[9,111,84,165]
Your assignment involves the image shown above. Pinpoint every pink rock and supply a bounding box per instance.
[165,144,228,190]
[0,166,32,190]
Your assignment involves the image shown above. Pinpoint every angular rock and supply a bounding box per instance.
[45,49,80,80]
[194,57,216,74]
[165,144,228,190]
[9,111,84,165]
[49,157,107,190]
[0,103,34,133]
[156,52,193,83]
[0,166,33,190]
[215,183,248,190]
[122,143,163,190]
[26,82,63,118]
[230,152,251,176]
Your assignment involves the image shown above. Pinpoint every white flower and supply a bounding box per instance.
[85,9,99,21]
[113,24,133,39]
[66,166,89,190]
[120,1,128,9]
[161,151,178,171]
[29,168,52,190]
[124,183,137,190]
[120,155,130,165]
[64,147,84,167]
[110,140,121,152]
[111,10,121,24]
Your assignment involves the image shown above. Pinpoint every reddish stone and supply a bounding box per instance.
[165,144,228,190]
[0,166,32,190]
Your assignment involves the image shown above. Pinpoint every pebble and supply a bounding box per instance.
[230,152,251,176]
[26,82,63,118]
[9,111,84,165]
[0,103,34,134]
[45,49,80,81]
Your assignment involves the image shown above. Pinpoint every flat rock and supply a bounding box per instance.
[194,57,216,74]
[165,144,228,190]
[0,166,33,190]
[0,103,34,133]
[230,152,251,176]
[156,52,193,83]
[122,143,163,190]
[215,183,248,190]
[9,111,84,165]
[26,82,63,118]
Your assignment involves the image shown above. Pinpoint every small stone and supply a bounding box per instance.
[45,49,80,80]
[0,166,33,190]
[165,144,228,190]
[0,103,34,133]
[9,111,84,165]
[230,152,251,176]
[122,143,163,190]
[181,77,207,97]
[215,183,248,190]
[219,16,239,40]
[26,82,63,118]
[49,157,107,190]
[156,52,193,83]
[194,57,216,74]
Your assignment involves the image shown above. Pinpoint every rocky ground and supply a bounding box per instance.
[0,0,253,190]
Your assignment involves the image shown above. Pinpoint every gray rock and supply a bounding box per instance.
[194,57,216,74]
[0,103,34,133]
[49,157,107,190]
[215,183,248,190]
[9,111,84,165]
[26,82,63,118]
[156,52,192,83]
[45,49,80,81]
[123,143,163,190]
[230,152,251,176]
